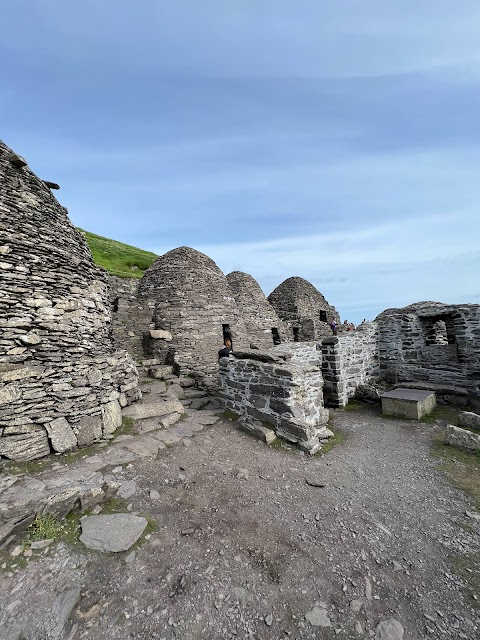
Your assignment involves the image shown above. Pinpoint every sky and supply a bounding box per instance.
[1,1,480,323]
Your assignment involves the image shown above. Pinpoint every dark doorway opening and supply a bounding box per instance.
[222,323,233,348]
[319,310,327,322]
[293,327,300,342]
[271,328,281,345]
[112,297,119,312]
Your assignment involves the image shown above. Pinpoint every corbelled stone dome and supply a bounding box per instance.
[268,276,339,341]
[0,140,139,460]
[138,247,249,379]
[226,271,288,349]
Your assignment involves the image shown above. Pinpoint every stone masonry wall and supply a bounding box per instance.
[219,348,329,453]
[377,302,480,399]
[226,271,289,350]
[107,275,155,362]
[321,322,379,407]
[0,141,140,461]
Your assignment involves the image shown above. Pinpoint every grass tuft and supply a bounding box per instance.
[79,228,157,278]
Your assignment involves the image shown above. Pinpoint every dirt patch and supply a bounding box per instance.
[0,407,479,639]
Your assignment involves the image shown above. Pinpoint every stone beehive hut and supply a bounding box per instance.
[226,271,289,350]
[137,246,249,383]
[0,141,140,461]
[268,276,340,342]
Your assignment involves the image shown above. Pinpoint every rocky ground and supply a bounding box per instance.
[0,382,479,640]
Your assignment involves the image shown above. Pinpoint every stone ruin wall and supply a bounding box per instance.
[226,271,290,350]
[138,247,250,386]
[321,323,380,407]
[107,275,155,362]
[268,277,340,342]
[0,141,140,461]
[219,346,330,453]
[377,303,480,399]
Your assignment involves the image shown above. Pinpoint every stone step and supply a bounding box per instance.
[122,398,184,420]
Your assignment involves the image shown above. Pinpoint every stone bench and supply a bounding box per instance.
[381,388,437,420]
[393,381,469,406]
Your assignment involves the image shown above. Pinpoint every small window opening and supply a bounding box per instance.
[319,310,327,322]
[271,328,281,345]
[421,314,456,346]
[112,297,119,312]
[293,327,300,342]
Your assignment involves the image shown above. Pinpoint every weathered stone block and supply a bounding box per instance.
[149,329,173,341]
[101,399,122,435]
[458,411,480,430]
[45,417,77,453]
[0,430,50,460]
[446,424,480,453]
[381,388,436,420]
[76,414,103,445]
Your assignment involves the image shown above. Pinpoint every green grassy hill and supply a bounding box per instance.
[78,229,158,278]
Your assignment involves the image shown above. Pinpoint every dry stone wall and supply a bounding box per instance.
[226,271,289,350]
[377,302,480,399]
[219,347,330,454]
[0,141,140,461]
[107,275,155,362]
[321,322,380,407]
[138,247,249,385]
[268,277,340,341]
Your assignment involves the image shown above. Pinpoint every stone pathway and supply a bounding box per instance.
[0,396,478,639]
[0,372,221,551]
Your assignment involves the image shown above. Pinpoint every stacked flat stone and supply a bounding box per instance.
[0,141,140,461]
[138,247,249,383]
[268,276,340,341]
[219,347,330,454]
[376,301,480,400]
[226,271,289,350]
[321,322,380,407]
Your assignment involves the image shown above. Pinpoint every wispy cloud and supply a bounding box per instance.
[1,1,479,322]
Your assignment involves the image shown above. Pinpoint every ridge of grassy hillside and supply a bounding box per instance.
[78,229,158,278]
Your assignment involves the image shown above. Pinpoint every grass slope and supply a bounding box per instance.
[79,229,158,278]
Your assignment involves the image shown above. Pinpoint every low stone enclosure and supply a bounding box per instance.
[218,344,331,454]
[0,141,140,462]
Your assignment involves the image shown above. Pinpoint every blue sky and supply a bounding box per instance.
[2,1,479,322]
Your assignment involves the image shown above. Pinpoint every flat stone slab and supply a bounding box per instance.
[124,437,160,458]
[381,388,436,420]
[382,389,435,402]
[79,514,148,552]
[101,447,137,465]
[122,399,184,420]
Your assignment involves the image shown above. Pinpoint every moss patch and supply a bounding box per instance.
[432,430,480,510]
[319,429,346,455]
[223,410,241,421]
[421,405,461,426]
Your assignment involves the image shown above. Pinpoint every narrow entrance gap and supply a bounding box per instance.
[222,323,233,348]
[271,327,281,345]
[293,327,300,342]
[112,297,119,312]
[319,310,327,322]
